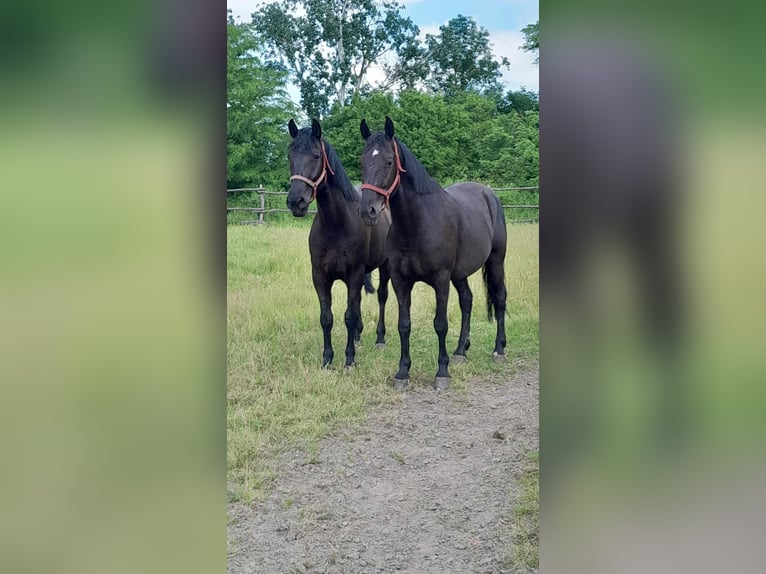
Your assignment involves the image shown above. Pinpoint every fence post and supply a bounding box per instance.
[258,185,265,224]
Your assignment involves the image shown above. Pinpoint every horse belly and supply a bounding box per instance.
[452,240,492,279]
[453,206,494,278]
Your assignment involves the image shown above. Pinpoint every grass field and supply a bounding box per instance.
[227,222,538,501]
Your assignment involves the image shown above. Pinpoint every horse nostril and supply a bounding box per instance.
[367,206,376,218]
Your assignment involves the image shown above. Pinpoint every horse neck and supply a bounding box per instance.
[389,178,435,235]
[315,178,355,229]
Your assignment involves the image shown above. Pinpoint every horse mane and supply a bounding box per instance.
[289,128,358,202]
[368,132,442,195]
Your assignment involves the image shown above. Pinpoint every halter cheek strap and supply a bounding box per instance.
[289,140,335,202]
[359,140,406,209]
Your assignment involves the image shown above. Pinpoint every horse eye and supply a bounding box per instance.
[313,154,321,160]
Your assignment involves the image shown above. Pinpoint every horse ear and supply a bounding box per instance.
[360,119,371,140]
[288,119,298,139]
[384,116,395,138]
[311,118,322,139]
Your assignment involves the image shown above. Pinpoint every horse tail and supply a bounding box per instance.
[482,264,494,322]
[363,273,375,294]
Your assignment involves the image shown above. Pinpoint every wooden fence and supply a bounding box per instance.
[227,185,539,224]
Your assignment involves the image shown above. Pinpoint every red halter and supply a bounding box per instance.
[360,140,406,208]
[289,140,335,202]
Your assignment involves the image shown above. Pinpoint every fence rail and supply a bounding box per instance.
[227,186,538,224]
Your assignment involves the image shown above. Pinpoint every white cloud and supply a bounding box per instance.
[490,29,538,92]
[417,23,442,39]
[227,0,261,22]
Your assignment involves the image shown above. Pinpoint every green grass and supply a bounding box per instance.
[227,222,538,501]
[507,450,540,572]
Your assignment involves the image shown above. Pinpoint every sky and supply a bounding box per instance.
[228,0,539,101]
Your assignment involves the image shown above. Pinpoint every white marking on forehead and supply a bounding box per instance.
[372,149,379,157]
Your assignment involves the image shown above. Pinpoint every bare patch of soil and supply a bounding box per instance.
[228,367,538,574]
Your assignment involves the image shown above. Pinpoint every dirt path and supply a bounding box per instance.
[228,367,539,574]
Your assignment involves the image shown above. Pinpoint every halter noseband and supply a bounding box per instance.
[289,139,335,202]
[360,140,406,208]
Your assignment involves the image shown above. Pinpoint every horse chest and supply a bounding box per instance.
[312,243,361,275]
[393,252,425,279]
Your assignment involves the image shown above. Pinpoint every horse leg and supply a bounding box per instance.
[392,275,413,390]
[344,274,364,368]
[630,204,686,444]
[433,277,452,390]
[451,277,473,362]
[313,276,334,367]
[485,254,508,360]
[355,311,363,346]
[375,262,390,348]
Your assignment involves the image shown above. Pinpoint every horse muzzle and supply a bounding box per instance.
[359,204,379,226]
[287,196,309,217]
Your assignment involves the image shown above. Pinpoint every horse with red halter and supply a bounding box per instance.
[287,118,391,368]
[359,116,508,390]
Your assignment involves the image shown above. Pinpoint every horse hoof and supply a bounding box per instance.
[492,352,506,363]
[375,342,386,350]
[433,377,451,391]
[392,378,410,391]
[451,354,467,363]
[344,364,355,372]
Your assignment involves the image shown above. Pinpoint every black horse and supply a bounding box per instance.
[359,116,508,390]
[287,118,391,368]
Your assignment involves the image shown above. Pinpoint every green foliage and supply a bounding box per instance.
[252,0,421,118]
[321,91,398,181]
[479,110,539,188]
[228,88,538,225]
[498,88,539,114]
[323,90,539,189]
[424,14,509,97]
[521,20,539,64]
[227,12,297,189]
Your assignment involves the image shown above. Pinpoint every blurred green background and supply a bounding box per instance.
[541,1,766,572]
[0,1,223,573]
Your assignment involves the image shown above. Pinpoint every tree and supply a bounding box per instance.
[252,0,421,118]
[322,91,398,181]
[521,20,539,64]
[423,14,509,97]
[395,90,473,181]
[321,88,539,188]
[227,11,297,188]
[498,88,539,114]
[484,110,539,186]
